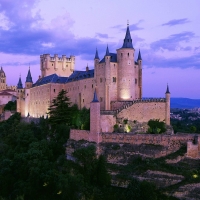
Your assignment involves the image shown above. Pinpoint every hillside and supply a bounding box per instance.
[171,98,200,109]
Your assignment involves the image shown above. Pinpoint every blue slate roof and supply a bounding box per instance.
[33,74,68,87]
[26,68,33,83]
[94,48,99,59]
[99,53,117,63]
[137,50,142,60]
[92,90,99,102]
[17,77,23,89]
[122,25,134,48]
[166,84,170,94]
[33,69,94,87]
[105,45,109,56]
[67,69,94,82]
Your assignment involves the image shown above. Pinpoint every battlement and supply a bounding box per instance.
[40,54,75,78]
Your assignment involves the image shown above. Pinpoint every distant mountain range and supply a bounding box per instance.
[170,98,200,109]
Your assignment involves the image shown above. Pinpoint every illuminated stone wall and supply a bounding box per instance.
[40,54,75,78]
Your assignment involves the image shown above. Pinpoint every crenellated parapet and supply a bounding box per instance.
[40,54,75,78]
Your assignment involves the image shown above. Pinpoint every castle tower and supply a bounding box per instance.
[165,84,170,125]
[117,24,135,100]
[94,48,100,82]
[105,45,111,110]
[25,67,33,117]
[25,67,33,89]
[89,90,102,143]
[137,50,142,99]
[16,76,25,116]
[40,54,75,78]
[0,67,6,90]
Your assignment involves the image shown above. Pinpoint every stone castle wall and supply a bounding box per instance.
[101,133,194,148]
[70,129,90,141]
[117,99,166,123]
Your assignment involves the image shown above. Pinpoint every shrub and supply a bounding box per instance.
[147,119,166,134]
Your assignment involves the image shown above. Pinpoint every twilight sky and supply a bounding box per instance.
[0,0,200,98]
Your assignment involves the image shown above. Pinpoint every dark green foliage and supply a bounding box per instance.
[148,119,166,134]
[71,104,90,130]
[4,100,16,111]
[47,89,71,128]
[126,178,157,200]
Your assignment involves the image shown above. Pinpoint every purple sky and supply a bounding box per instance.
[0,0,200,98]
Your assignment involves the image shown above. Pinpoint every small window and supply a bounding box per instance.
[52,63,53,66]
[128,53,129,57]
[27,93,29,96]
[113,77,116,82]
[100,97,103,102]
[100,78,102,83]
[84,85,86,89]
[54,89,55,92]
[135,79,137,84]
[92,84,93,88]
[83,99,84,102]
[121,53,123,57]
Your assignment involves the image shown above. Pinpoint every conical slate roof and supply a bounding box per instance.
[26,68,33,83]
[92,90,99,102]
[105,45,110,56]
[137,49,142,60]
[122,25,133,48]
[17,77,23,89]
[94,48,99,59]
[166,84,170,94]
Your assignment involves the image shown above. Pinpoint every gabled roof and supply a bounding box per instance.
[99,53,117,63]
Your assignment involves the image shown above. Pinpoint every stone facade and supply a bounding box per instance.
[16,24,171,143]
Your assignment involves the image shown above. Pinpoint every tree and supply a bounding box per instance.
[4,100,16,111]
[47,89,71,128]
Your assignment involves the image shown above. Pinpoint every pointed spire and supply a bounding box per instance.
[26,67,33,83]
[94,48,99,59]
[17,76,23,89]
[166,84,170,94]
[122,23,133,48]
[92,89,99,102]
[105,45,110,56]
[137,49,142,60]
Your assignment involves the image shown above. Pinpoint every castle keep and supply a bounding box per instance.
[17,25,170,142]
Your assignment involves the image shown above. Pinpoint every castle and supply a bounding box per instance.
[17,24,170,142]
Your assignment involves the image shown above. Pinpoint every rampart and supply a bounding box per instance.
[116,98,167,123]
[70,129,90,141]
[102,133,195,148]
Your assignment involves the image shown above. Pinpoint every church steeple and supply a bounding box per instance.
[26,67,33,83]
[122,23,133,48]
[137,49,142,60]
[94,48,99,60]
[17,76,23,89]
